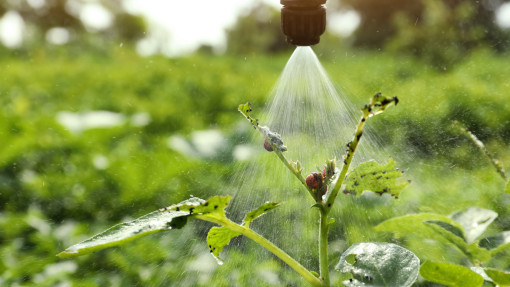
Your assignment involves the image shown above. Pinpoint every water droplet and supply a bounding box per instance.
[211,253,224,265]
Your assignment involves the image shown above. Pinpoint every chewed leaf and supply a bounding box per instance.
[57,196,231,258]
[420,261,484,287]
[450,207,497,244]
[335,242,420,287]
[242,202,280,228]
[343,158,409,198]
[238,102,252,117]
[207,226,241,260]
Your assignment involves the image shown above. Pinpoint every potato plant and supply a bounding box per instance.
[59,93,422,286]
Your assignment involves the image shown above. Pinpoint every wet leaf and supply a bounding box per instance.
[335,242,420,287]
[343,158,409,198]
[242,202,280,228]
[425,221,490,263]
[450,207,497,244]
[425,220,464,240]
[57,196,231,258]
[206,226,241,260]
[479,231,510,254]
[420,261,483,287]
[484,268,510,286]
[376,213,464,241]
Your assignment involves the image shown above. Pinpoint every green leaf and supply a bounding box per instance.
[238,102,252,118]
[425,220,464,239]
[420,261,484,287]
[242,202,280,228]
[479,231,510,254]
[206,226,241,261]
[343,158,410,198]
[450,207,497,244]
[376,213,465,242]
[425,221,490,263]
[505,180,510,194]
[484,268,510,286]
[335,242,420,287]
[57,196,231,258]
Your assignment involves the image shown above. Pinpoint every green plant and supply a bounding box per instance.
[58,93,420,286]
[375,122,510,287]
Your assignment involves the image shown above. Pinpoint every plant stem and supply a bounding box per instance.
[273,149,316,200]
[453,120,507,181]
[324,109,368,211]
[319,210,330,285]
[195,214,324,287]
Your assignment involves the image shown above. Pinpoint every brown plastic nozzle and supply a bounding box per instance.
[281,0,326,46]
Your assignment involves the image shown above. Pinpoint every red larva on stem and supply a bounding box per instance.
[263,140,273,152]
[306,173,319,189]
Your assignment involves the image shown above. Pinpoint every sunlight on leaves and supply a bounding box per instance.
[450,207,497,244]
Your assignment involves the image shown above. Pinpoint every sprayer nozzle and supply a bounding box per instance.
[281,0,326,46]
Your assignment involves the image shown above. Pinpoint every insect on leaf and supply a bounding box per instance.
[343,158,410,198]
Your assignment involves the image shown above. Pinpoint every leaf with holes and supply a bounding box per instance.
[335,242,420,287]
[450,207,497,244]
[343,158,409,198]
[420,261,483,287]
[57,196,231,258]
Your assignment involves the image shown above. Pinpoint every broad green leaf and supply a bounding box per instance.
[335,242,420,287]
[484,268,510,286]
[343,158,410,198]
[420,261,484,287]
[57,196,231,258]
[206,226,241,261]
[242,202,280,228]
[479,231,510,254]
[505,180,510,194]
[425,221,490,263]
[376,213,465,242]
[425,220,464,239]
[450,207,497,244]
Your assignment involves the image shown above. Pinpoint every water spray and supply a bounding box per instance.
[280,0,327,46]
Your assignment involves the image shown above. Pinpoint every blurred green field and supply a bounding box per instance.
[1,46,510,286]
